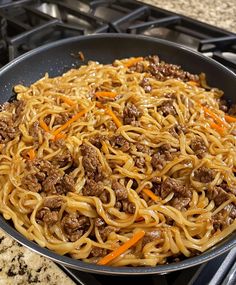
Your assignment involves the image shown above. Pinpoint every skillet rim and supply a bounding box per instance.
[0,33,236,275]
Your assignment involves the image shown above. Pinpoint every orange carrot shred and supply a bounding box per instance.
[225,115,236,123]
[39,117,50,132]
[95,91,117,99]
[142,188,160,202]
[209,122,225,135]
[53,133,66,141]
[105,107,122,128]
[203,106,227,127]
[123,57,143,68]
[97,230,145,265]
[95,102,105,109]
[52,109,87,137]
[59,95,76,106]
[28,149,36,161]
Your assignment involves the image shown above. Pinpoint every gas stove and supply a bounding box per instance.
[0,1,236,285]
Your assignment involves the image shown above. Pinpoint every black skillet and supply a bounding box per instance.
[0,34,236,275]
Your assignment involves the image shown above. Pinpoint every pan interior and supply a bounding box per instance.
[0,34,236,275]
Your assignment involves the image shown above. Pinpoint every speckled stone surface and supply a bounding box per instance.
[0,229,75,285]
[141,0,236,33]
[0,1,235,284]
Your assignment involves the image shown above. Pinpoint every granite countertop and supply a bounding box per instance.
[141,0,236,33]
[0,1,235,284]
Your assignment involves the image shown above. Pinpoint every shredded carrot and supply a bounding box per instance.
[203,106,227,127]
[39,117,50,132]
[53,133,66,141]
[97,230,145,265]
[105,107,122,128]
[209,122,225,135]
[95,102,105,109]
[59,95,76,106]
[142,188,160,202]
[123,57,143,68]
[52,109,87,136]
[225,115,236,123]
[28,148,36,161]
[188,81,199,86]
[95,91,117,99]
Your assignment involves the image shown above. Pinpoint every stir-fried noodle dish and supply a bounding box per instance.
[0,55,236,266]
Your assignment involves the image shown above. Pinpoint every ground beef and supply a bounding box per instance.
[134,156,145,168]
[99,226,116,241]
[51,151,73,168]
[219,181,236,195]
[12,100,25,122]
[159,143,172,153]
[150,177,191,210]
[158,100,177,116]
[136,143,151,154]
[83,179,103,196]
[193,167,215,183]
[110,135,130,152]
[130,62,145,73]
[112,180,128,201]
[89,134,107,149]
[151,177,162,195]
[36,208,59,225]
[140,77,152,93]
[190,136,207,158]
[42,172,75,195]
[43,114,51,125]
[171,197,191,211]
[95,217,106,227]
[212,204,236,230]
[142,230,162,246]
[115,199,136,214]
[169,124,187,138]
[161,177,191,199]
[22,159,75,195]
[81,143,103,181]
[206,186,229,207]
[21,174,42,193]
[106,120,117,131]
[146,59,199,82]
[90,247,107,257]
[26,158,52,173]
[54,113,70,125]
[0,117,17,143]
[43,197,63,209]
[151,153,166,171]
[95,217,119,241]
[228,204,236,218]
[151,144,175,170]
[29,121,40,140]
[123,102,140,125]
[61,213,90,242]
[99,190,110,203]
[49,138,65,150]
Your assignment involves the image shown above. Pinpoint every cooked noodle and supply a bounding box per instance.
[0,56,236,266]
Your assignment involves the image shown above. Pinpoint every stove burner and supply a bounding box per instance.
[0,0,235,71]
